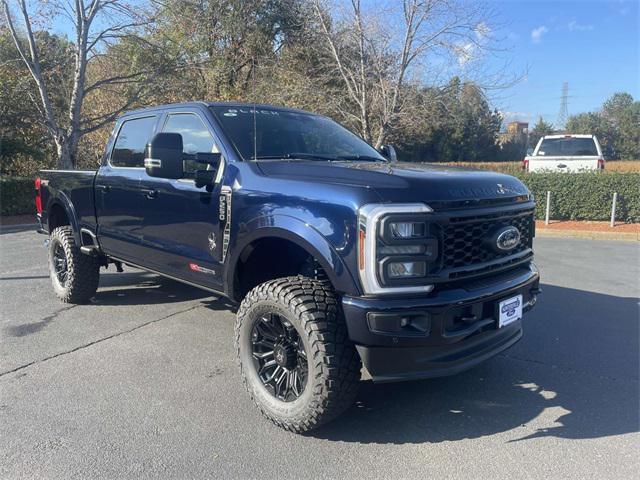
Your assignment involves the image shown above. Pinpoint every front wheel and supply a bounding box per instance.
[235,276,361,432]
[48,226,100,303]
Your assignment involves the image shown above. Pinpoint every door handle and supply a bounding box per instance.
[96,184,111,193]
[141,188,158,199]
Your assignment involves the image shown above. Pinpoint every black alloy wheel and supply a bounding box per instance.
[251,313,309,402]
[52,242,69,286]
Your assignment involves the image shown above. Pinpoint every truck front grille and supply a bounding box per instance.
[436,208,535,280]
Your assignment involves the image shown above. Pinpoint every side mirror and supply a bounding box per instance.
[186,151,222,188]
[379,144,398,162]
[144,133,184,179]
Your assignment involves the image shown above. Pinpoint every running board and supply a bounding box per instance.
[80,245,100,256]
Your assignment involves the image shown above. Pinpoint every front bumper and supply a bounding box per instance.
[342,264,540,382]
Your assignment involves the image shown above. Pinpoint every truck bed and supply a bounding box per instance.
[39,169,98,234]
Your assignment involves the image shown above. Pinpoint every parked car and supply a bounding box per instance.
[36,102,541,432]
[523,134,605,172]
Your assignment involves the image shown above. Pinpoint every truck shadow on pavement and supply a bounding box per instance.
[310,284,639,444]
[90,271,211,306]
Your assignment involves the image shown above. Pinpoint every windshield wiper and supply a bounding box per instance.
[284,153,337,161]
[335,154,388,162]
[252,153,387,162]
[253,153,337,161]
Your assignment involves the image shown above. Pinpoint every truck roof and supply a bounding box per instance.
[121,101,316,118]
[541,134,595,139]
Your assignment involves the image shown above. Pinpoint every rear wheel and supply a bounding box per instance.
[48,226,100,303]
[235,276,361,432]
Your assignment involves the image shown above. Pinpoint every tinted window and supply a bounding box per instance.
[537,138,598,156]
[111,116,157,167]
[163,113,217,174]
[209,106,385,161]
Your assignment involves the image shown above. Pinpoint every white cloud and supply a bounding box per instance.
[500,111,533,123]
[454,42,474,66]
[475,22,491,41]
[567,20,594,32]
[531,26,548,43]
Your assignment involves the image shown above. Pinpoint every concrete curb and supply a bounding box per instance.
[0,223,38,234]
[536,228,639,242]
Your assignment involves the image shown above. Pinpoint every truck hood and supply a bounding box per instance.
[256,160,530,206]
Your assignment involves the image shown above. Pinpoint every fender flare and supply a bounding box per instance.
[46,191,81,244]
[226,215,360,301]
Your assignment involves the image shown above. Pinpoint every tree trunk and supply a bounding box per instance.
[373,123,387,150]
[55,135,74,170]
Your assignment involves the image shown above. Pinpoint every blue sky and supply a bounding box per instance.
[489,0,639,128]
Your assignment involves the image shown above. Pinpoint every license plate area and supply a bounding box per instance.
[497,294,523,328]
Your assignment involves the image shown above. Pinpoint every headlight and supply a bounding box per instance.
[389,222,425,239]
[388,261,426,278]
[357,203,435,295]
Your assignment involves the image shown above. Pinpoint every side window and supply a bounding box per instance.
[111,116,157,168]
[162,113,218,175]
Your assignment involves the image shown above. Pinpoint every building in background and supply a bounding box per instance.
[499,121,529,144]
[498,121,529,159]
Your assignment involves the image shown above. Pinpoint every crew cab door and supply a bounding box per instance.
[95,114,159,261]
[137,110,227,291]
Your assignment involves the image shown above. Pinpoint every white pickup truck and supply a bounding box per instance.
[524,134,605,172]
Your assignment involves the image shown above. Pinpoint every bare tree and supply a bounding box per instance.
[2,0,152,168]
[312,0,500,148]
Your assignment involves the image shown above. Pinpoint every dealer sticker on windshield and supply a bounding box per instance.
[498,294,523,328]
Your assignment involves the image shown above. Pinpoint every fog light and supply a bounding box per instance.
[390,222,425,239]
[388,261,426,278]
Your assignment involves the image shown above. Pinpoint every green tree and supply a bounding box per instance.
[565,112,613,152]
[565,92,639,160]
[602,92,640,159]
[2,0,161,169]
[0,27,71,174]
[147,0,310,101]
[528,117,554,150]
[393,78,502,162]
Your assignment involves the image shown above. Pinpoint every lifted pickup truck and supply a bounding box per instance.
[36,102,540,432]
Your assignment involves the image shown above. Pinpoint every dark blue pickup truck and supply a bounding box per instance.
[36,102,540,432]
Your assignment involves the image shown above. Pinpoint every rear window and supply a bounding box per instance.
[536,137,598,156]
[111,116,157,167]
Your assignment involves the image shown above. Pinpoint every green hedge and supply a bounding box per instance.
[0,177,35,216]
[514,172,640,223]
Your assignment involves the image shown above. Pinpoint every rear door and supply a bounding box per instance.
[137,109,227,291]
[95,114,159,261]
[529,137,600,172]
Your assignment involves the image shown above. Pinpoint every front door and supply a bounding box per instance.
[95,114,159,262]
[137,111,226,291]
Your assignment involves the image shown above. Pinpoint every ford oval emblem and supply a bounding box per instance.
[495,226,521,251]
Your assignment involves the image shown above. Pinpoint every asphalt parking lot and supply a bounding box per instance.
[1,228,638,479]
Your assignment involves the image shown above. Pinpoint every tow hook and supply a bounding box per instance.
[527,287,542,307]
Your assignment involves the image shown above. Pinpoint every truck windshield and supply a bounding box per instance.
[209,106,386,162]
[536,137,598,156]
